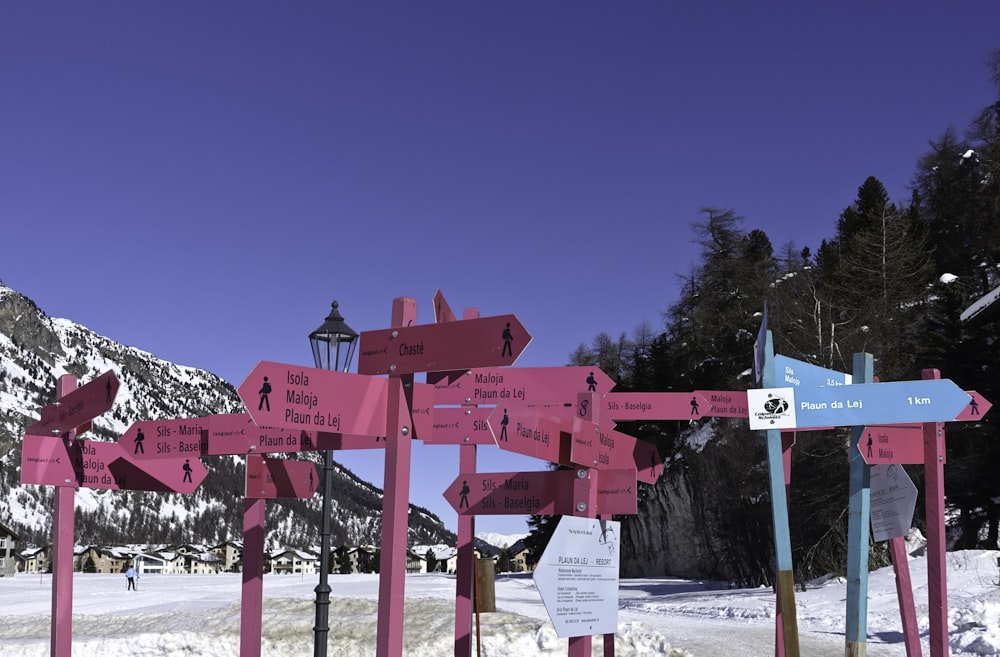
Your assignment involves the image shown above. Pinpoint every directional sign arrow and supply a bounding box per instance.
[120,418,209,459]
[203,413,388,455]
[605,392,710,422]
[568,418,661,484]
[26,370,119,436]
[694,390,749,418]
[443,470,577,516]
[21,434,79,487]
[413,406,497,445]
[488,405,567,464]
[245,454,318,499]
[357,314,531,375]
[750,379,972,430]
[443,469,637,517]
[858,425,927,465]
[773,355,851,388]
[237,361,399,436]
[77,439,207,493]
[432,366,616,405]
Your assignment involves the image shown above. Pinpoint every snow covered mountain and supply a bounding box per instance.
[0,278,455,549]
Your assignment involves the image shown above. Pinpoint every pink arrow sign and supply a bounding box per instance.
[443,469,639,516]
[357,314,532,375]
[431,367,616,405]
[596,468,638,515]
[237,361,400,436]
[120,418,208,459]
[568,418,662,484]
[21,434,79,487]
[26,370,120,436]
[38,439,207,493]
[444,470,577,516]
[488,405,567,464]
[204,413,389,455]
[694,390,749,417]
[413,406,497,445]
[245,454,318,499]
[605,392,710,421]
[858,425,934,465]
[955,390,991,421]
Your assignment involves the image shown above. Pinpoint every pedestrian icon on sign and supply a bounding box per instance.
[501,322,513,358]
[499,409,509,442]
[258,377,272,411]
[969,397,980,416]
[586,372,597,391]
[134,428,145,455]
[182,459,193,483]
[459,480,470,508]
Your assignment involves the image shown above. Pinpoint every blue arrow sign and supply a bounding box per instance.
[774,355,851,388]
[792,379,971,428]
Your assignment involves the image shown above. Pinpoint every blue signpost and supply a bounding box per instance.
[845,354,874,657]
[792,378,970,428]
[773,355,851,388]
[762,332,800,657]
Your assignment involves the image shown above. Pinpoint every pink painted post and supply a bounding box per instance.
[454,306,480,657]
[376,297,417,657]
[567,468,599,657]
[240,496,266,657]
[889,537,923,657]
[454,444,477,657]
[51,374,77,657]
[922,369,948,657]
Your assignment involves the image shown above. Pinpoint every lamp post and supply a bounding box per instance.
[309,300,358,657]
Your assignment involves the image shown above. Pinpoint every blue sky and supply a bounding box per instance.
[2,2,998,536]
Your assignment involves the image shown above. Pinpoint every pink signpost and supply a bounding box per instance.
[376,297,416,657]
[604,391,710,421]
[858,425,927,465]
[204,412,389,455]
[487,404,567,464]
[357,313,531,375]
[120,417,209,458]
[693,389,749,417]
[21,433,79,487]
[237,361,402,437]
[25,369,119,437]
[411,404,498,445]
[245,454,318,499]
[568,418,662,485]
[432,366,616,405]
[49,375,77,657]
[77,439,208,493]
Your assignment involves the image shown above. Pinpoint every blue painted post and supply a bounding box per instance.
[845,352,874,657]
[762,331,800,657]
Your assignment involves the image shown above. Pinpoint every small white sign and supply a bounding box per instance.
[747,387,797,430]
[533,516,620,638]
[870,464,917,542]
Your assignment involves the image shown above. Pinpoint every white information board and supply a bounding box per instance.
[870,463,917,542]
[532,516,620,637]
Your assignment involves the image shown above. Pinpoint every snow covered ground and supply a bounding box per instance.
[1,550,998,656]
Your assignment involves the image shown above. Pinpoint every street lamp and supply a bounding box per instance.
[309,300,358,657]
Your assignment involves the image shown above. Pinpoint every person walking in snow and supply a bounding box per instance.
[125,564,137,591]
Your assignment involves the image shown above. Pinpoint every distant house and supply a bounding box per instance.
[405,549,425,574]
[79,546,130,574]
[509,540,532,573]
[210,541,243,573]
[270,549,317,575]
[0,520,20,577]
[19,546,49,574]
